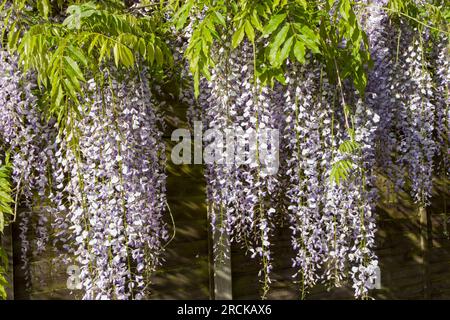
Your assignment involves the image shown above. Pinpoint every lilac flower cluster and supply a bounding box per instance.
[392,27,436,204]
[363,8,441,206]
[196,2,450,299]
[199,49,381,298]
[173,16,204,128]
[363,0,398,181]
[1,47,168,299]
[283,62,328,292]
[200,40,280,296]
[282,60,379,298]
[431,36,449,176]
[0,49,57,289]
[193,4,401,298]
[0,0,447,300]
[53,71,168,299]
[361,1,446,205]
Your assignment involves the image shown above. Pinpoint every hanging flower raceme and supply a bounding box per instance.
[283,62,327,293]
[200,39,281,297]
[379,21,437,205]
[432,36,449,176]
[362,0,398,182]
[173,13,204,128]
[282,57,380,298]
[357,2,446,206]
[1,0,448,301]
[51,70,168,300]
[195,21,382,299]
[345,95,379,298]
[0,49,57,288]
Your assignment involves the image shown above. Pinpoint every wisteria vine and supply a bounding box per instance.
[0,0,448,301]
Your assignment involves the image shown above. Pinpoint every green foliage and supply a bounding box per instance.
[0,246,8,300]
[338,139,360,154]
[0,153,13,234]
[260,1,321,77]
[4,0,173,131]
[175,0,448,97]
[0,152,12,300]
[330,159,354,185]
[175,0,372,95]
[175,0,228,96]
[1,0,448,166]
[4,0,447,114]
[320,0,372,97]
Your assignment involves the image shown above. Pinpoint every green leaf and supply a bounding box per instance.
[155,45,163,66]
[7,22,20,51]
[330,159,354,184]
[297,25,320,54]
[63,78,78,102]
[214,11,226,26]
[64,56,85,81]
[250,10,264,32]
[0,191,13,204]
[147,42,155,65]
[269,24,290,64]
[339,140,360,154]
[88,34,100,55]
[202,27,213,44]
[98,39,110,64]
[279,35,294,64]
[272,0,281,9]
[0,204,12,215]
[244,20,255,43]
[0,281,6,299]
[272,24,290,48]
[68,45,88,66]
[353,66,367,96]
[293,40,306,63]
[113,43,120,67]
[193,70,200,98]
[274,72,287,85]
[175,0,193,30]
[176,8,190,30]
[201,62,211,81]
[55,85,64,107]
[263,13,286,35]
[64,5,81,29]
[119,45,134,67]
[298,0,307,9]
[232,24,245,48]
[138,38,146,56]
[0,159,13,236]
[0,213,4,234]
[340,0,351,21]
[37,0,50,20]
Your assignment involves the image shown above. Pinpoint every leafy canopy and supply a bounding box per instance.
[4,0,173,131]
